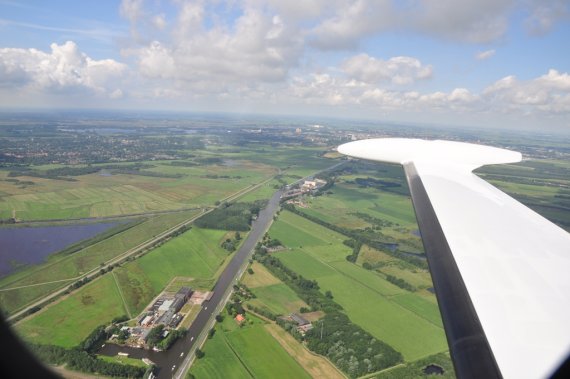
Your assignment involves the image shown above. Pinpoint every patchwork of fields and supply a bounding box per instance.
[14,226,230,346]
[270,211,448,361]
[0,159,275,221]
[0,210,200,315]
[189,315,311,379]
[114,227,230,315]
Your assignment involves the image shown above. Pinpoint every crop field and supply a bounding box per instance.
[189,329,252,379]
[190,315,310,379]
[248,283,308,315]
[220,146,337,178]
[269,211,349,248]
[225,323,311,379]
[305,182,418,230]
[476,159,570,230]
[271,210,447,361]
[263,324,344,379]
[16,274,126,348]
[0,210,198,315]
[115,227,229,315]
[0,159,275,221]
[241,262,281,288]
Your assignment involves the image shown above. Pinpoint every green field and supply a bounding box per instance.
[0,159,275,221]
[190,315,310,379]
[476,159,570,231]
[269,210,349,248]
[226,325,311,379]
[248,283,308,315]
[271,210,447,361]
[190,329,252,379]
[16,274,126,348]
[0,210,199,315]
[115,227,229,315]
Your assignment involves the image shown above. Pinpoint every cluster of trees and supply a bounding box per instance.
[305,312,403,378]
[145,325,164,347]
[195,201,266,231]
[350,211,394,228]
[81,325,108,352]
[282,204,427,269]
[245,304,277,321]
[29,323,146,378]
[30,344,146,378]
[384,274,416,292]
[157,329,187,350]
[8,163,152,180]
[221,232,241,252]
[257,254,341,313]
[226,301,245,317]
[276,317,304,340]
[143,324,187,350]
[256,250,403,377]
[343,239,363,263]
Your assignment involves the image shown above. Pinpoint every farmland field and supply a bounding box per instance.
[0,210,199,315]
[225,321,311,379]
[115,227,230,315]
[271,210,447,361]
[0,159,275,221]
[16,274,126,348]
[248,283,308,315]
[241,261,281,288]
[190,315,310,379]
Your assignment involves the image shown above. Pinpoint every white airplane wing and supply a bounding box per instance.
[338,138,570,379]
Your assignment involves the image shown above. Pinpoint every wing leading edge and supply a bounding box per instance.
[338,138,570,379]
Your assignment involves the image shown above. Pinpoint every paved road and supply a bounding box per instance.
[98,190,283,377]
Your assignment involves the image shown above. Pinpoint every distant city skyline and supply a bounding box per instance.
[0,0,569,132]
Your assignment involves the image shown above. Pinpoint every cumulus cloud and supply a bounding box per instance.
[310,0,394,50]
[409,0,512,44]
[125,3,303,87]
[0,41,126,95]
[483,69,570,113]
[342,54,432,85]
[476,49,496,60]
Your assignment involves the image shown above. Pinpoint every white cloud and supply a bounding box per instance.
[127,4,303,87]
[342,54,432,85]
[152,14,167,30]
[476,49,496,60]
[310,0,394,50]
[409,0,512,44]
[0,41,126,95]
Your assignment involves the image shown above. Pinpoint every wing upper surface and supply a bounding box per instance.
[338,138,570,379]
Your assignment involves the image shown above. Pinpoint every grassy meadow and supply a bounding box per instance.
[114,227,230,315]
[243,260,310,316]
[0,159,275,221]
[16,274,126,348]
[0,210,199,315]
[14,226,231,346]
[189,315,311,379]
[270,211,448,361]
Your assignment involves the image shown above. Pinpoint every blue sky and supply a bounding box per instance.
[0,0,569,131]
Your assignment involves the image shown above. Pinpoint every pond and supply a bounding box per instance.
[0,222,120,278]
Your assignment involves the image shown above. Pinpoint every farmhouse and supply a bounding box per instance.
[290,313,310,326]
[235,314,246,324]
